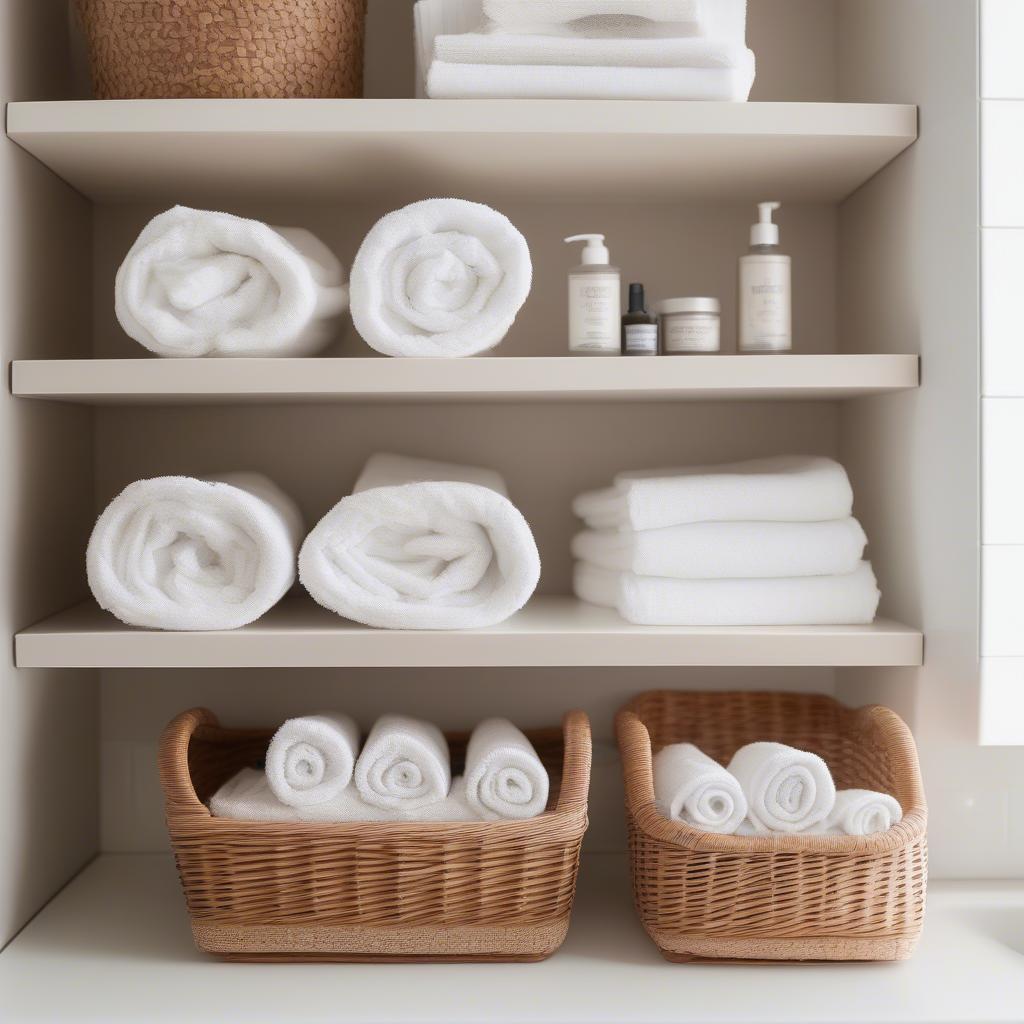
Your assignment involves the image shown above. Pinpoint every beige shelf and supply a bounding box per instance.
[15,596,924,669]
[6,99,917,203]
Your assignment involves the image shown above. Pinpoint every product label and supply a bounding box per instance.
[663,317,719,354]
[740,260,792,351]
[624,323,658,354]
[569,274,620,353]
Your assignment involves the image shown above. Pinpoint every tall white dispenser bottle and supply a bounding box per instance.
[739,202,792,352]
[565,233,621,355]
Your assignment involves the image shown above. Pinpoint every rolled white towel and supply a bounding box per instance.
[828,789,903,836]
[573,456,854,532]
[464,718,549,820]
[299,454,541,630]
[350,198,531,357]
[653,743,747,834]
[115,206,348,357]
[727,742,836,834]
[86,473,302,631]
[264,713,360,808]
[354,714,452,812]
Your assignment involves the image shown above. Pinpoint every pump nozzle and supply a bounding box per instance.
[751,202,781,247]
[565,233,610,265]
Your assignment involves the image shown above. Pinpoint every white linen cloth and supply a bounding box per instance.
[573,561,881,626]
[653,743,747,834]
[86,472,302,631]
[464,718,549,820]
[354,714,453,811]
[572,518,868,580]
[264,713,360,807]
[827,789,903,836]
[115,206,348,357]
[482,0,702,28]
[573,456,855,532]
[350,198,531,357]
[727,741,836,834]
[299,454,541,630]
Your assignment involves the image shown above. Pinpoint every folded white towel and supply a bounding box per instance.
[264,713,360,808]
[427,55,755,100]
[87,473,302,631]
[299,454,541,630]
[483,0,702,28]
[464,718,549,820]
[354,714,452,811]
[828,789,903,836]
[573,561,881,626]
[727,742,836,834]
[572,518,868,580]
[574,456,855,532]
[350,198,531,358]
[653,743,747,834]
[115,206,348,357]
[210,768,478,822]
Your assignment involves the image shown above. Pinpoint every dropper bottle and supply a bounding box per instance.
[621,283,658,356]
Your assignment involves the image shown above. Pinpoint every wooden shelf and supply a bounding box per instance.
[6,99,917,204]
[11,354,921,405]
[15,596,923,669]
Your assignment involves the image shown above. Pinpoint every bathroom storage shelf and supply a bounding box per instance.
[11,354,921,404]
[6,99,918,203]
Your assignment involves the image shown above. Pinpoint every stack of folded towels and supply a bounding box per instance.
[655,739,902,837]
[210,712,550,823]
[421,0,756,100]
[572,455,881,626]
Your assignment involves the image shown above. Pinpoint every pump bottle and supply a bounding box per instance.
[739,202,792,353]
[565,234,621,355]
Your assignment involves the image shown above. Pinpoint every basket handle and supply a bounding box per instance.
[158,706,220,820]
[555,709,593,814]
[615,708,658,813]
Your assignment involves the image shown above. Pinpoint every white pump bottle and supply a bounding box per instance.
[565,233,621,355]
[739,202,792,353]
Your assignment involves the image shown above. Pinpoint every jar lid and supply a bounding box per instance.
[656,297,721,316]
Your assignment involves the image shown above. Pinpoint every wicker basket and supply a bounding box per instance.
[75,0,367,99]
[160,707,591,962]
[617,690,927,963]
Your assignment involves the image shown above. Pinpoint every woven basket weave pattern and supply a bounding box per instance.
[617,691,928,962]
[76,0,367,99]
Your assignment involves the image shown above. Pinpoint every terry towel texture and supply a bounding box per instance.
[464,717,549,820]
[354,714,452,811]
[87,473,302,631]
[828,789,903,836]
[653,743,747,834]
[350,198,532,358]
[264,713,360,807]
[299,453,541,630]
[115,206,348,357]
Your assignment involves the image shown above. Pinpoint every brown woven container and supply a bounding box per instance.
[617,690,927,963]
[160,707,591,962]
[75,1,367,99]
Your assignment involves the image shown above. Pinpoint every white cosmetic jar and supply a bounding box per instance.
[656,297,721,354]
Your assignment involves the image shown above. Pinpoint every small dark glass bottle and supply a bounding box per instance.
[621,283,658,356]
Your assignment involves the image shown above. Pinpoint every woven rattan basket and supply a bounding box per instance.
[160,706,591,962]
[75,0,367,99]
[617,690,927,963]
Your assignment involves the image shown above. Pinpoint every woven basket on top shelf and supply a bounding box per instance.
[160,707,592,962]
[617,690,927,963]
[75,0,367,99]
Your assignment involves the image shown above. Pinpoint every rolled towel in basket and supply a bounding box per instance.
[115,206,349,357]
[573,456,854,532]
[727,742,836,834]
[354,714,452,812]
[827,789,903,836]
[299,454,541,630]
[653,743,747,834]
[350,198,532,357]
[265,713,360,807]
[87,473,302,631]
[465,718,549,820]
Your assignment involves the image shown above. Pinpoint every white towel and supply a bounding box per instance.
[115,206,348,357]
[573,456,855,532]
[573,561,881,626]
[483,0,702,28]
[264,713,360,808]
[299,454,541,630]
[572,519,868,580]
[354,714,453,811]
[727,742,836,834]
[653,743,747,834]
[827,789,903,836]
[86,473,302,631]
[427,55,755,100]
[350,199,531,358]
[210,768,478,822]
[464,718,549,820]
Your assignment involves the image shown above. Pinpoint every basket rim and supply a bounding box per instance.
[160,706,592,840]
[616,689,927,855]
